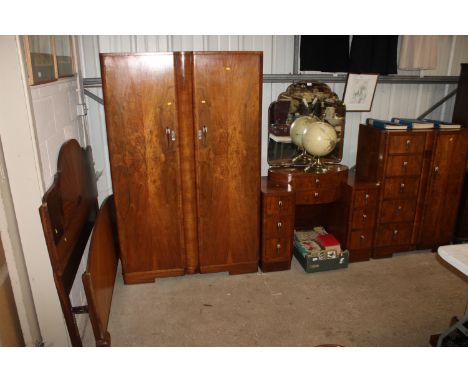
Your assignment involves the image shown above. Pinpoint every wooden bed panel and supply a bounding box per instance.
[39,139,98,346]
[82,195,119,347]
[39,139,119,347]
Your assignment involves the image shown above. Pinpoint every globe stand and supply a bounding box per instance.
[304,156,329,173]
[292,148,313,165]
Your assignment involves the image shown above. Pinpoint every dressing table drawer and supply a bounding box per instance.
[353,189,379,209]
[295,188,339,205]
[262,218,293,240]
[349,229,375,250]
[351,208,377,229]
[263,195,294,216]
[262,237,292,262]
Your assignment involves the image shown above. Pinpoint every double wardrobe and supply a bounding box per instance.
[101,52,263,283]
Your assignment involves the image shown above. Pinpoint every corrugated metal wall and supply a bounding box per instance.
[77,35,468,200]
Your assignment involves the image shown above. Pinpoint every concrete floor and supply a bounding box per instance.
[83,251,468,346]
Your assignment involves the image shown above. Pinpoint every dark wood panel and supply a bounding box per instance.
[193,52,262,270]
[355,124,385,182]
[82,195,119,347]
[419,130,468,247]
[452,63,468,128]
[100,54,185,278]
[174,52,199,274]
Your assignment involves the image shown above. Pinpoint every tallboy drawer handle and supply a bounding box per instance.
[278,200,283,208]
[276,243,281,256]
[277,222,282,229]
[364,193,369,205]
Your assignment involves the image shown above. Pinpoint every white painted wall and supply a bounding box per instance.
[78,35,468,202]
[0,35,69,346]
[28,37,92,339]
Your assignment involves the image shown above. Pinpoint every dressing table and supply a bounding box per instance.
[260,165,349,272]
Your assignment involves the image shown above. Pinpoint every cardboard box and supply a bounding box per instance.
[293,243,349,273]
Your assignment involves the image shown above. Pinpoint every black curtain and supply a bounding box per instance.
[300,35,349,72]
[300,35,398,75]
[349,36,398,75]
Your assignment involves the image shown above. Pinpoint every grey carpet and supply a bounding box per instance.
[82,251,468,346]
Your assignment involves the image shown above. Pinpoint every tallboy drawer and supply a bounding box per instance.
[380,200,417,223]
[388,134,426,154]
[375,223,413,247]
[383,177,419,199]
[385,154,423,177]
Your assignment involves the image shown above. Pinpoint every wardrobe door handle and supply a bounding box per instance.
[165,128,171,146]
[171,129,176,142]
[202,126,208,146]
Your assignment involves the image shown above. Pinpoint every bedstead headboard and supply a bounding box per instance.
[38,137,118,347]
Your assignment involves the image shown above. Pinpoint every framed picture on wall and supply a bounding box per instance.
[343,73,379,112]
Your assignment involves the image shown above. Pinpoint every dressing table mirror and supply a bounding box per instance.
[267,81,346,168]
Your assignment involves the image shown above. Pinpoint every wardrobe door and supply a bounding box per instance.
[192,52,262,274]
[419,131,468,247]
[101,54,185,283]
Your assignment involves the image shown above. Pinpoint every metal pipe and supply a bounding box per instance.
[417,88,458,120]
[83,75,460,88]
[84,89,104,105]
[293,36,300,75]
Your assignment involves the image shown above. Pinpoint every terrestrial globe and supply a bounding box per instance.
[289,115,319,165]
[302,121,337,173]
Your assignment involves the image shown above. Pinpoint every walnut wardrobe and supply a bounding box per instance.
[101,52,263,284]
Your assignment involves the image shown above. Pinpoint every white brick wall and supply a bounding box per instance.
[30,77,85,190]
